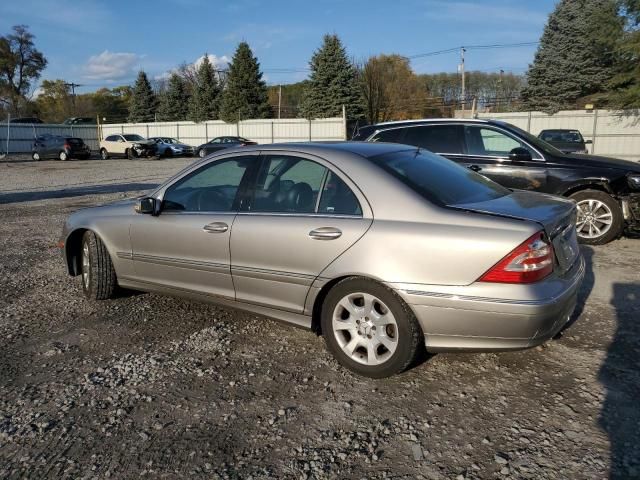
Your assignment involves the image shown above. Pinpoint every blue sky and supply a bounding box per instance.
[1,0,557,94]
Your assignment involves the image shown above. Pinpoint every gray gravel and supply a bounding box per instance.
[1,159,639,479]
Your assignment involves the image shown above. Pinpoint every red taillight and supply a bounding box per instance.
[64,142,71,150]
[479,231,554,284]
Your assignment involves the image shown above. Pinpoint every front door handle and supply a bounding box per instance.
[468,164,482,172]
[309,227,342,240]
[203,222,229,233]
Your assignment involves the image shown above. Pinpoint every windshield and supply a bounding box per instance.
[369,149,509,206]
[123,134,145,141]
[497,122,565,156]
[540,130,584,143]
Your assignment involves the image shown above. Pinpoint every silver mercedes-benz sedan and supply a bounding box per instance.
[60,142,584,378]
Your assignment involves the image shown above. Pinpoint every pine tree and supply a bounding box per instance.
[128,71,157,123]
[522,0,623,112]
[300,34,363,119]
[189,55,220,122]
[158,73,189,121]
[219,42,271,122]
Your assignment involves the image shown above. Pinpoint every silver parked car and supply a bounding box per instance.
[60,142,584,378]
[149,137,195,157]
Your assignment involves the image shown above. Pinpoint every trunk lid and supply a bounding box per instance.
[454,190,580,274]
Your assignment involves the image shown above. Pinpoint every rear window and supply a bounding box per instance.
[67,138,83,145]
[369,149,509,206]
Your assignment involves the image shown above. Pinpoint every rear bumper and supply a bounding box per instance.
[391,255,585,352]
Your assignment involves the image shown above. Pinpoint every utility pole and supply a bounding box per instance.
[460,47,466,116]
[64,82,83,114]
[278,85,282,119]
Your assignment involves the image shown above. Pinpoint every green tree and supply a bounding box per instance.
[0,25,47,115]
[300,34,363,119]
[128,71,157,123]
[219,42,270,122]
[158,73,189,121]
[189,55,220,122]
[522,0,623,112]
[607,0,640,108]
[34,79,72,122]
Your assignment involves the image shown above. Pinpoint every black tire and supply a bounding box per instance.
[163,148,172,158]
[32,151,41,161]
[100,148,109,160]
[81,231,117,300]
[569,189,623,245]
[198,148,206,158]
[321,277,422,378]
[126,148,134,160]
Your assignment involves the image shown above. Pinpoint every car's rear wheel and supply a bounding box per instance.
[81,231,117,300]
[100,148,109,160]
[321,277,422,378]
[570,189,623,245]
[32,152,41,161]
[59,151,68,161]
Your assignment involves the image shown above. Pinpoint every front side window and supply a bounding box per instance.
[209,138,222,144]
[105,135,118,142]
[402,125,465,154]
[369,149,509,207]
[123,134,145,142]
[163,156,254,212]
[465,126,530,157]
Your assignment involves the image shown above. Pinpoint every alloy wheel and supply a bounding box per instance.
[576,199,613,240]
[332,292,398,366]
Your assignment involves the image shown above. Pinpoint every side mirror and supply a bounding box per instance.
[135,197,160,216]
[509,147,532,162]
[585,139,593,144]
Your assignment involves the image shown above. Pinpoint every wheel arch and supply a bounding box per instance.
[561,180,614,197]
[64,228,88,276]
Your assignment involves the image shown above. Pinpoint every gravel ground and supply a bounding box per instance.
[1,157,639,479]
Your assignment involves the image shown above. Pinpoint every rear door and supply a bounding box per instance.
[230,152,372,313]
[461,124,548,192]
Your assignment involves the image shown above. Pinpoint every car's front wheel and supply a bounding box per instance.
[199,149,206,158]
[321,277,422,378]
[32,151,41,161]
[81,231,117,300]
[570,189,623,245]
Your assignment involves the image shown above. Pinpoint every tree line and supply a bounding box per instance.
[1,1,639,125]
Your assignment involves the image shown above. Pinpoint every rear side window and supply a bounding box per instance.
[369,149,509,206]
[402,125,465,154]
[318,171,362,216]
[371,128,404,144]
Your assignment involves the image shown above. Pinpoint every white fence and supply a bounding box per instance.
[475,109,640,161]
[0,117,347,154]
[0,123,100,153]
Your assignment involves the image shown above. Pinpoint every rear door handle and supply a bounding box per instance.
[468,165,482,172]
[309,227,342,240]
[203,222,229,233]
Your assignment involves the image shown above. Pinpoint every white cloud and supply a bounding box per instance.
[83,51,141,81]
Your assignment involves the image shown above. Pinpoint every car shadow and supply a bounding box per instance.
[0,182,158,204]
[599,282,640,479]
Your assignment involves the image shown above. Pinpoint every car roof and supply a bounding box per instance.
[238,141,416,158]
[371,118,491,128]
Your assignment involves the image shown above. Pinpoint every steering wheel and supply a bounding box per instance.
[195,188,229,211]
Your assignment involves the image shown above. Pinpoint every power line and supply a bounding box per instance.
[408,41,539,59]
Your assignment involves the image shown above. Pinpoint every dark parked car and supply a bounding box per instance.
[32,134,91,161]
[354,119,640,245]
[538,129,591,154]
[62,117,97,125]
[10,117,44,124]
[195,136,257,158]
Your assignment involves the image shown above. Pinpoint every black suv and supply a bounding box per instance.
[354,119,640,245]
[32,134,91,161]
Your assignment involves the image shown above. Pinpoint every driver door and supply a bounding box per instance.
[129,152,259,299]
